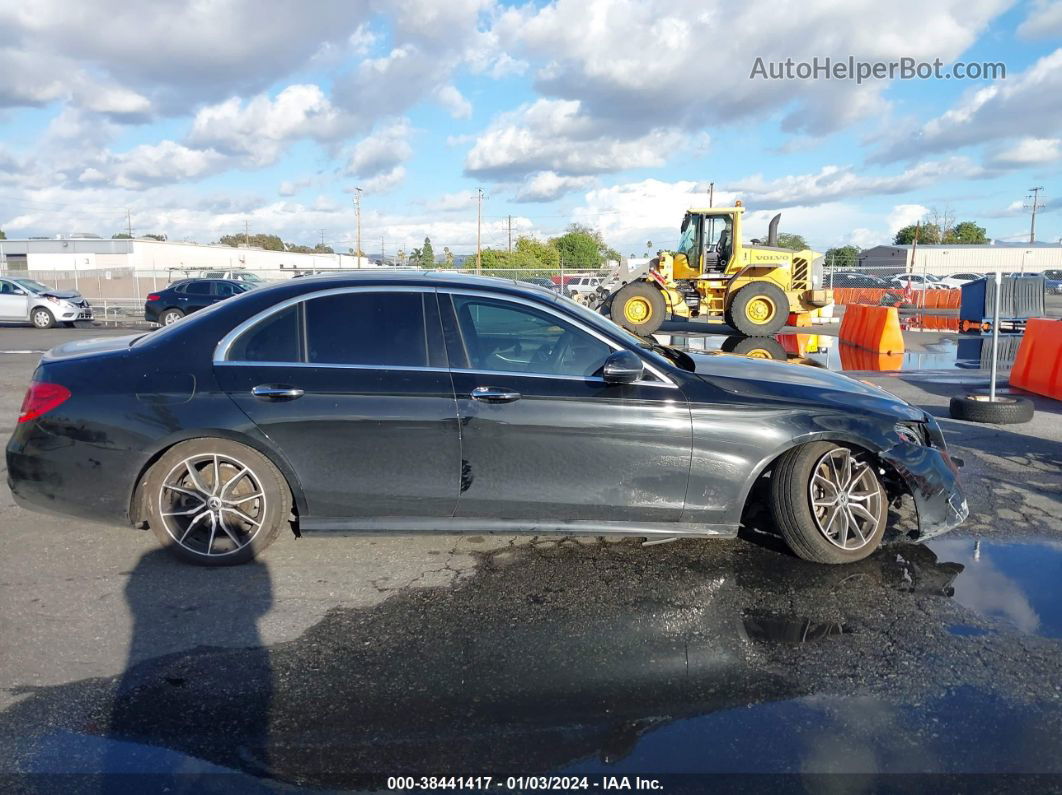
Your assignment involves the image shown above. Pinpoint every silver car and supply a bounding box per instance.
[0,277,94,328]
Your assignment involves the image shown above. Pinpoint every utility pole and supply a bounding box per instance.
[381,236,385,265]
[353,187,363,266]
[1026,186,1044,243]
[244,219,250,246]
[319,228,326,247]
[708,181,714,207]
[126,209,132,238]
[475,187,485,275]
[508,214,512,254]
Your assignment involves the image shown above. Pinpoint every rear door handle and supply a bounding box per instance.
[470,386,521,403]
[251,384,304,400]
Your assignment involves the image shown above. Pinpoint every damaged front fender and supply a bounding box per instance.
[881,442,969,542]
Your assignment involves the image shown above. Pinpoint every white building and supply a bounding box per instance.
[859,242,1062,276]
[0,236,375,274]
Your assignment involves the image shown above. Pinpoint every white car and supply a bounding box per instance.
[194,270,266,286]
[937,272,983,289]
[564,276,602,296]
[0,277,94,328]
[889,273,945,291]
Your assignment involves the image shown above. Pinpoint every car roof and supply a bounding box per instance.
[268,269,558,296]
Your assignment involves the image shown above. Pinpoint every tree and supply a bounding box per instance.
[112,232,132,239]
[144,233,167,241]
[549,223,615,268]
[313,243,334,254]
[825,245,860,269]
[218,233,285,250]
[479,248,508,269]
[776,233,808,251]
[0,229,5,240]
[443,246,454,267]
[419,236,435,268]
[514,236,560,269]
[894,223,941,245]
[944,221,988,244]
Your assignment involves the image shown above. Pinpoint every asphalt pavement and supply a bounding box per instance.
[0,324,1060,789]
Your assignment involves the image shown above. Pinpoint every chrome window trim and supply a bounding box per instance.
[213,285,434,364]
[439,287,678,389]
[213,283,679,390]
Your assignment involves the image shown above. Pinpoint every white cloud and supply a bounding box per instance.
[1018,0,1062,38]
[729,159,987,208]
[79,141,226,189]
[875,49,1062,162]
[434,84,473,119]
[359,166,407,194]
[514,171,596,202]
[987,137,1062,168]
[345,119,413,180]
[465,98,686,179]
[886,204,930,235]
[188,84,357,166]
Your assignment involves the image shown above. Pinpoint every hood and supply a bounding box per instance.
[42,333,141,362]
[685,350,924,421]
[39,289,83,301]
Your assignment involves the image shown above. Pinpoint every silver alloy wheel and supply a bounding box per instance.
[163,311,181,325]
[32,309,51,328]
[808,447,883,551]
[157,453,267,557]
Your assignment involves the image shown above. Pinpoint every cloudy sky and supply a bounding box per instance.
[1,0,1060,256]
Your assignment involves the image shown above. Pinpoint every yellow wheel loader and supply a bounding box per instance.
[600,203,831,336]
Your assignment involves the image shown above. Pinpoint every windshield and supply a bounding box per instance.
[676,217,697,258]
[13,279,50,294]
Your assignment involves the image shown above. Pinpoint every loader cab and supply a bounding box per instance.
[675,210,737,278]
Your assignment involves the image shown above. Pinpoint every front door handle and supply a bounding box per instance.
[251,384,304,400]
[470,386,521,403]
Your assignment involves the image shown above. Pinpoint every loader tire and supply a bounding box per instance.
[728,283,788,336]
[610,282,665,336]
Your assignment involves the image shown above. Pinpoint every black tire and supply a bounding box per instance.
[949,394,1033,424]
[769,441,887,565]
[723,306,736,330]
[31,307,56,329]
[62,321,76,328]
[720,336,787,360]
[144,438,292,566]
[159,308,184,326]
[609,281,666,335]
[728,283,789,336]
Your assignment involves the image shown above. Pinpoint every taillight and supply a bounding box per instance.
[146,293,161,302]
[18,382,71,424]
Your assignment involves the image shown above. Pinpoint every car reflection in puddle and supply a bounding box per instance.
[3,537,1060,785]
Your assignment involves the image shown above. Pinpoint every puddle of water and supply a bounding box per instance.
[928,537,1062,638]
[742,613,847,643]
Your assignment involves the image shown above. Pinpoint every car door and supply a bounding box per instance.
[177,280,213,312]
[440,290,692,524]
[0,279,30,320]
[214,286,460,520]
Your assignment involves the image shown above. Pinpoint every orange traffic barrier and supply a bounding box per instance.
[1010,318,1062,399]
[840,304,905,354]
[839,345,904,372]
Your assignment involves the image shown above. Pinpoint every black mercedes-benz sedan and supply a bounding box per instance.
[7,272,967,566]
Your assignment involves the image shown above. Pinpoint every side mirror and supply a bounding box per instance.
[602,350,644,385]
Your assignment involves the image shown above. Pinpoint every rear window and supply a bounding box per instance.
[305,291,427,367]
[184,281,211,295]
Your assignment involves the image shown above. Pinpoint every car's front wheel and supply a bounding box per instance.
[31,307,56,329]
[144,438,292,566]
[769,442,887,564]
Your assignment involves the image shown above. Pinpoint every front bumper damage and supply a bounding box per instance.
[880,441,969,542]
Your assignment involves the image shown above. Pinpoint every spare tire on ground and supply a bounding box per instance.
[948,394,1033,424]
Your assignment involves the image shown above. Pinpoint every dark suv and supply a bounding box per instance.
[145,279,251,325]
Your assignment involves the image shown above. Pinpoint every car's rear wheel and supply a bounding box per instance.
[31,308,56,329]
[145,438,292,566]
[160,308,184,325]
[769,442,886,564]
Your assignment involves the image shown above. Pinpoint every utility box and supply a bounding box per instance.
[960,275,1045,327]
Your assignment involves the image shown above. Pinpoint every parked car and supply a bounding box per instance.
[563,275,603,298]
[145,279,251,325]
[8,272,967,567]
[888,274,944,291]
[519,276,561,293]
[0,277,94,328]
[827,271,889,288]
[937,272,983,289]
[195,270,266,285]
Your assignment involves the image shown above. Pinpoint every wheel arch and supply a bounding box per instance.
[128,428,308,528]
[735,432,907,521]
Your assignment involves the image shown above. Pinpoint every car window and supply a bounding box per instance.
[214,282,241,297]
[229,305,301,362]
[0,280,20,295]
[184,281,212,296]
[453,296,611,377]
[306,291,427,367]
